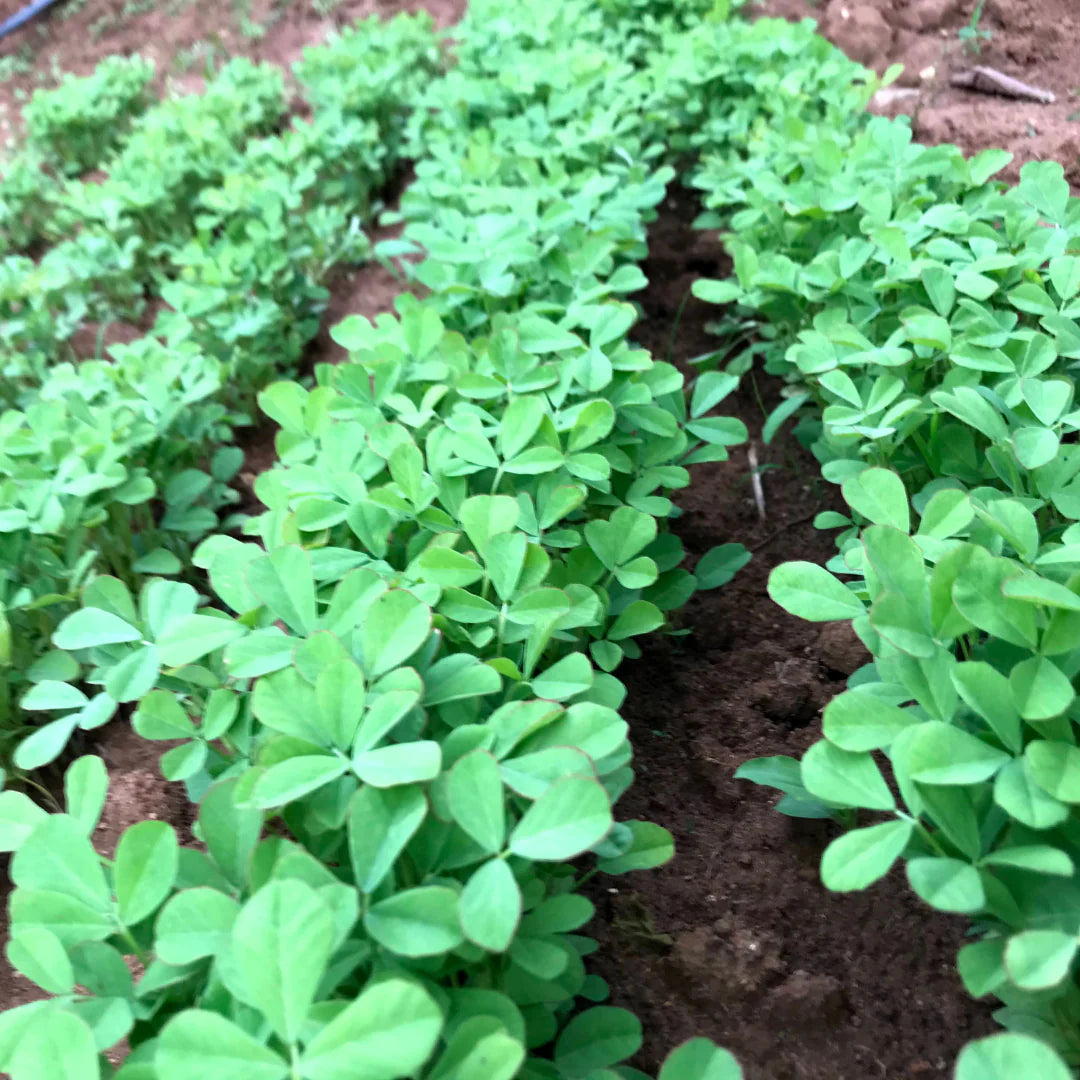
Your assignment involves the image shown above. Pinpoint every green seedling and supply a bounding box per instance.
[958,0,992,54]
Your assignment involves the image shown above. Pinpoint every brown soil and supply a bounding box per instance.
[760,0,1080,185]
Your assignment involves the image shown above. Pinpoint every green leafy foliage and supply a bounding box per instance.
[23,56,155,176]
[0,17,444,766]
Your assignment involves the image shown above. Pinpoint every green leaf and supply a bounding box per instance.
[1018,160,1069,220]
[448,750,505,853]
[133,690,196,740]
[767,562,864,621]
[509,776,612,861]
[298,978,443,1080]
[425,1016,524,1080]
[994,759,1069,830]
[459,495,519,553]
[906,856,985,913]
[105,644,161,703]
[1026,740,1080,802]
[250,756,349,809]
[584,509,657,572]
[568,400,616,453]
[360,590,432,678]
[691,278,741,304]
[918,489,973,539]
[156,1010,288,1080]
[0,791,47,852]
[232,880,334,1044]
[8,890,112,948]
[822,690,916,751]
[6,927,74,994]
[11,814,110,911]
[762,393,809,444]
[14,717,79,771]
[958,939,1007,998]
[801,740,895,810]
[353,741,441,787]
[596,821,674,874]
[694,544,750,590]
[364,885,464,957]
[952,549,1038,648]
[246,546,318,635]
[981,845,1073,876]
[841,468,909,532]
[951,662,1022,753]
[499,747,595,799]
[133,548,183,575]
[53,608,141,650]
[1010,656,1075,720]
[459,857,521,953]
[1004,930,1078,990]
[532,654,594,701]
[820,820,914,891]
[969,148,1013,185]
[20,681,88,711]
[9,1010,99,1080]
[115,821,179,925]
[907,722,1010,785]
[955,1033,1072,1080]
[417,548,485,588]
[348,785,427,894]
[607,600,663,641]
[199,779,263,889]
[554,1007,641,1077]
[224,627,294,678]
[156,614,246,667]
[1013,426,1060,469]
[424,654,501,705]
[518,316,582,354]
[155,888,240,964]
[658,1038,743,1080]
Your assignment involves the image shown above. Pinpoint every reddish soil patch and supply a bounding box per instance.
[760,0,1080,184]
[581,187,995,1078]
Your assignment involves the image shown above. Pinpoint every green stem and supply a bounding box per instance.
[118,925,150,966]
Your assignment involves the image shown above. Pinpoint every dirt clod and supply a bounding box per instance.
[820,2,894,69]
[899,0,961,33]
[766,970,848,1030]
[816,622,868,677]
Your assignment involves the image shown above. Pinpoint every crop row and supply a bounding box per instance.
[687,23,1080,1079]
[0,1,753,1077]
[0,16,442,758]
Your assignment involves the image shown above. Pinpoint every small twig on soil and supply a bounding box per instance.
[750,509,820,553]
[747,443,766,520]
[950,66,1055,104]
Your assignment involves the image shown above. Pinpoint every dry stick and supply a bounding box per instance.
[950,66,1056,104]
[747,442,766,520]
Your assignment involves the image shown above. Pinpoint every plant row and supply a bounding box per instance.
[684,14,1080,1076]
[0,1,757,1078]
[0,16,442,762]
